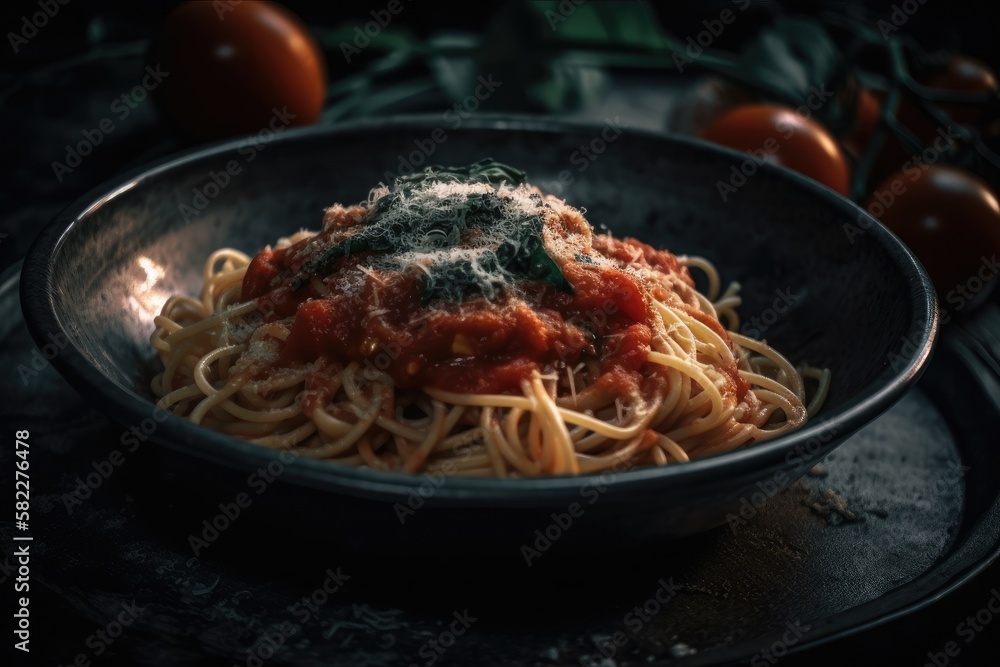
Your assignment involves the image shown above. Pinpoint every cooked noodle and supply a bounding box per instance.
[151,162,829,477]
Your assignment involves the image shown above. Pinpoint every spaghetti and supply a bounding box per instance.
[151,160,829,477]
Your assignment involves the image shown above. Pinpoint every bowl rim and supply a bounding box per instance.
[20,114,940,505]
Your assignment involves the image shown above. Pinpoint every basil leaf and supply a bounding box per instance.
[296,160,572,302]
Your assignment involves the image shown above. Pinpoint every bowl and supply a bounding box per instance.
[21,116,937,553]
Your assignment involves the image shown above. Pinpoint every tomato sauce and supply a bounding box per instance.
[239,213,743,397]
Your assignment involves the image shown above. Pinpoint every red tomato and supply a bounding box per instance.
[891,56,996,151]
[893,56,998,143]
[866,165,1000,298]
[700,104,851,195]
[843,87,882,161]
[666,76,758,136]
[865,56,998,186]
[852,88,920,190]
[154,1,326,138]
[921,55,998,127]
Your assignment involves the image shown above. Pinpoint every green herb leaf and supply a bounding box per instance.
[295,160,572,302]
[394,158,528,190]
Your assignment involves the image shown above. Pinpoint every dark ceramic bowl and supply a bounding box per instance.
[21,117,937,552]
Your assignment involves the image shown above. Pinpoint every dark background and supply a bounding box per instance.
[4,0,1000,272]
[2,1,999,665]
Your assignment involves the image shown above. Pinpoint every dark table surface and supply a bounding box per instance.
[4,6,1000,665]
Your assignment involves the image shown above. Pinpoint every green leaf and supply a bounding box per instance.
[740,17,842,106]
[472,0,652,113]
[295,160,572,303]
[524,233,573,291]
[395,159,528,190]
